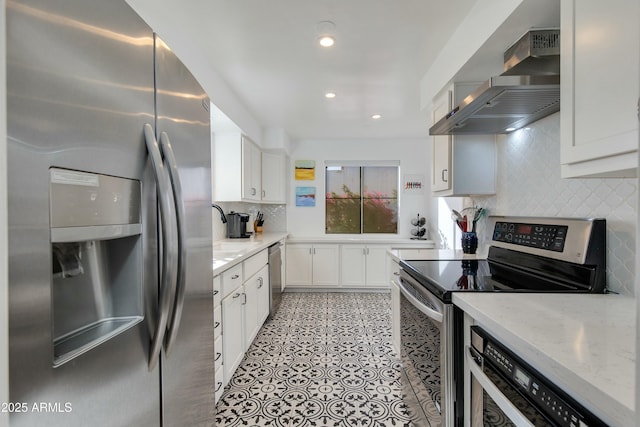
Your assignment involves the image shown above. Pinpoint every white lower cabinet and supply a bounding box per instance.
[213,275,223,403]
[221,287,245,386]
[244,264,270,350]
[285,243,339,287]
[219,249,270,387]
[340,244,389,288]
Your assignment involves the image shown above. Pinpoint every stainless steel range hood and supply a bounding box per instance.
[429,29,560,135]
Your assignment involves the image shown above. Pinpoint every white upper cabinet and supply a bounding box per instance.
[560,0,639,178]
[212,132,287,203]
[431,83,496,197]
[241,136,262,201]
[261,151,286,203]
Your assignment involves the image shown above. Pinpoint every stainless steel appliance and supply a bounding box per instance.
[268,242,283,317]
[397,216,606,427]
[429,29,560,135]
[467,326,606,426]
[227,211,251,238]
[7,1,214,425]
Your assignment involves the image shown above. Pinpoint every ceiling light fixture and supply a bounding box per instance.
[318,35,335,47]
[325,92,336,99]
[316,21,336,48]
[371,114,382,119]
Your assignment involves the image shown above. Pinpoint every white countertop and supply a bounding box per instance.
[212,232,288,275]
[453,293,635,426]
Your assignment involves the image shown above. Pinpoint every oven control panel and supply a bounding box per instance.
[492,221,568,252]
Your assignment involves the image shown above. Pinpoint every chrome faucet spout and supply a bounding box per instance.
[211,204,227,223]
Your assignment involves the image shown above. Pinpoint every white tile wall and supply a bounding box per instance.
[467,113,637,296]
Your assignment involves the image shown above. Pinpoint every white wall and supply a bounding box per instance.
[286,138,431,239]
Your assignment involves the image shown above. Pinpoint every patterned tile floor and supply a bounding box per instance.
[215,292,415,427]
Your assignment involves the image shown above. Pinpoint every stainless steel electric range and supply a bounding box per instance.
[397,216,606,427]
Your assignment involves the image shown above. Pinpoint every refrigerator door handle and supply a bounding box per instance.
[144,124,178,371]
[159,131,187,355]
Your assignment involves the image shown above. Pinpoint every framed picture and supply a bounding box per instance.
[295,186,316,207]
[295,160,315,180]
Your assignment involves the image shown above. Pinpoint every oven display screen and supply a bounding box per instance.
[517,224,532,235]
[514,367,531,389]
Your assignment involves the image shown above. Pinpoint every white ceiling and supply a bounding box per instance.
[202,0,477,140]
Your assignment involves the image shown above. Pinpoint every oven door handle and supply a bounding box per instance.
[466,346,535,427]
[397,278,443,324]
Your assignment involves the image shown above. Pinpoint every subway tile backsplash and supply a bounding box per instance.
[211,202,287,241]
[469,114,636,296]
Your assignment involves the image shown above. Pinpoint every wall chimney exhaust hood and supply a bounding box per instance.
[429,29,560,135]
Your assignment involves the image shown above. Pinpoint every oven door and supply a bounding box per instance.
[398,271,453,427]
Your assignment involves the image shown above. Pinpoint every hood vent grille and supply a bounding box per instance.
[430,29,560,135]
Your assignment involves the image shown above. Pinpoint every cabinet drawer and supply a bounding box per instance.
[221,264,244,298]
[214,335,223,372]
[213,307,222,340]
[213,275,222,307]
[244,249,268,279]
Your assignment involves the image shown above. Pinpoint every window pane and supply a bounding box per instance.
[363,167,398,233]
[326,199,361,233]
[326,167,360,198]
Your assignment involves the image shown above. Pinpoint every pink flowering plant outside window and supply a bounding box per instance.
[325,166,398,234]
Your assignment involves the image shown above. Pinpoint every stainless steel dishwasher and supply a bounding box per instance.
[268,242,282,317]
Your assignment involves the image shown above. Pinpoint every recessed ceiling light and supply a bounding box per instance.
[325,92,336,99]
[319,35,335,47]
[371,114,382,119]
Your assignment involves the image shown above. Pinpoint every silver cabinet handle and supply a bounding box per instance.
[262,190,266,197]
[257,277,263,288]
[242,293,247,305]
[251,187,257,196]
[231,274,239,280]
[442,168,448,182]
[214,321,220,329]
[232,292,241,299]
[160,131,187,356]
[144,123,178,371]
[213,290,219,295]
[393,272,400,276]
[215,382,223,392]
[214,352,222,362]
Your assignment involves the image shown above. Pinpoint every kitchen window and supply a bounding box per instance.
[325,163,398,234]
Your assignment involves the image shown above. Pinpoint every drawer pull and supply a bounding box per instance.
[213,290,219,295]
[231,274,239,280]
[214,352,222,361]
[214,321,220,328]
[232,292,241,299]
[215,381,223,392]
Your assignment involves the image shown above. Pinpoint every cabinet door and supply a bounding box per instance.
[560,0,638,178]
[365,245,389,288]
[244,274,260,351]
[340,245,366,287]
[222,288,245,385]
[241,136,261,201]
[261,152,285,203]
[285,244,313,286]
[256,265,270,325]
[431,89,452,192]
[312,245,340,286]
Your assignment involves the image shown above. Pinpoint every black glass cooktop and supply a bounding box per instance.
[399,256,593,303]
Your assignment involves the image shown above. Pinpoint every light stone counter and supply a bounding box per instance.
[453,293,635,426]
[212,232,288,275]
[387,248,487,263]
[286,235,436,247]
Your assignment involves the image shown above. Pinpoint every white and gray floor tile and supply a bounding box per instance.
[215,292,414,427]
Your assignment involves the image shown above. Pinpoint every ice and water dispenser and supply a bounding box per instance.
[49,168,143,367]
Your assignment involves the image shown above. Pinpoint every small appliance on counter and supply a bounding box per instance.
[227,211,251,238]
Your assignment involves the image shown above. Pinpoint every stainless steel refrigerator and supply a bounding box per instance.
[6,0,215,425]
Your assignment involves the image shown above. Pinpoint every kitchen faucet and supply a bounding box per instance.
[211,204,227,223]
